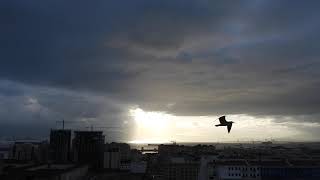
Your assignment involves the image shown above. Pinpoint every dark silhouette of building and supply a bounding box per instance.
[104,147,120,169]
[106,142,131,161]
[10,140,47,162]
[1,163,89,180]
[72,131,105,169]
[50,129,71,163]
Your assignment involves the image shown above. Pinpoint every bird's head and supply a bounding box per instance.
[231,121,235,123]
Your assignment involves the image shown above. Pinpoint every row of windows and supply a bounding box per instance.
[228,167,260,171]
[228,173,260,177]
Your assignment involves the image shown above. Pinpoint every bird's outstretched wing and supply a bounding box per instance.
[219,116,227,124]
[227,123,232,133]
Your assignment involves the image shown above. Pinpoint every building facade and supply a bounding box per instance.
[72,131,105,169]
[50,129,71,163]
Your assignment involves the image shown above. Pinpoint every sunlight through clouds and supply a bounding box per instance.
[129,108,307,143]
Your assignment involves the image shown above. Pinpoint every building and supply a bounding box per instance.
[2,163,88,180]
[215,160,260,180]
[92,171,146,180]
[120,160,131,171]
[130,161,147,174]
[0,159,4,175]
[161,156,200,180]
[50,129,71,163]
[204,159,320,180]
[72,131,105,169]
[106,142,131,161]
[158,144,193,156]
[10,141,45,162]
[104,147,120,169]
[198,155,219,180]
[0,147,10,160]
[250,160,320,180]
[200,159,262,180]
[32,141,49,164]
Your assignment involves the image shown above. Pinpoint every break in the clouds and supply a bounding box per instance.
[0,0,320,141]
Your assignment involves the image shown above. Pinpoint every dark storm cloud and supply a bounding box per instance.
[1,0,320,138]
[0,80,133,140]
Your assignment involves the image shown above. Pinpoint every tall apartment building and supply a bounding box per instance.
[72,131,105,169]
[50,129,71,163]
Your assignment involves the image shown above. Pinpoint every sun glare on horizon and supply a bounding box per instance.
[128,108,310,143]
[129,108,172,143]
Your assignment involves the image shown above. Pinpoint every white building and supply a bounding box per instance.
[199,159,261,180]
[216,166,260,179]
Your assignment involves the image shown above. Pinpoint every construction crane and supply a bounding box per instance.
[56,120,120,132]
[56,119,79,130]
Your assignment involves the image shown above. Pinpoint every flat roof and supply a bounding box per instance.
[27,164,75,171]
[248,160,289,166]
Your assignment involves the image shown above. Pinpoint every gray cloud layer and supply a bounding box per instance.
[1,0,320,140]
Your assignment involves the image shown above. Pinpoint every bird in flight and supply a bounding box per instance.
[215,116,234,133]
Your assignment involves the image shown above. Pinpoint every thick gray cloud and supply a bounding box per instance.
[0,80,134,140]
[0,0,320,140]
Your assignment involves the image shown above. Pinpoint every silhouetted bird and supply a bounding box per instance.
[215,116,234,133]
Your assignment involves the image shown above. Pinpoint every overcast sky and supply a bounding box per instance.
[1,0,320,142]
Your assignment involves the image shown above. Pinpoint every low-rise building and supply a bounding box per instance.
[215,160,260,180]
[161,156,200,180]
[0,147,10,160]
[2,163,88,180]
[251,160,320,180]
[9,140,49,163]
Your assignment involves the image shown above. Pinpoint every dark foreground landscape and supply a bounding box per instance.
[1,129,320,180]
